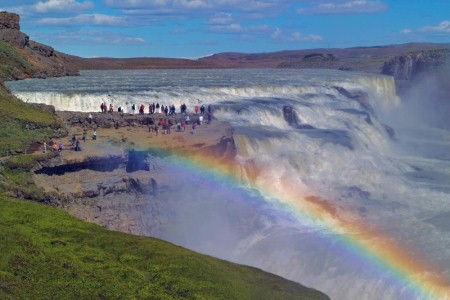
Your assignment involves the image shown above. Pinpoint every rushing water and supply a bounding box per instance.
[6,69,450,299]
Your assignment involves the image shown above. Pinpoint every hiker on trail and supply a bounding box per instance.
[109,103,113,113]
[131,103,136,115]
[199,115,203,125]
[208,104,212,113]
[52,142,58,152]
[43,141,47,153]
[58,141,63,152]
[82,130,87,142]
[195,105,199,114]
[71,135,76,146]
[191,122,196,134]
[200,105,205,114]
[75,139,81,151]
[186,115,190,125]
[93,129,97,140]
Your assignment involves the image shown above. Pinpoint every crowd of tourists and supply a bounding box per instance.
[43,101,215,154]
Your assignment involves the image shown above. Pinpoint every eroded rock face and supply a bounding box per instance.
[0,11,79,78]
[382,49,450,81]
[0,11,20,30]
[28,40,54,57]
[33,133,238,236]
[0,12,29,47]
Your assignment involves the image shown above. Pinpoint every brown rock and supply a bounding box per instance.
[0,11,20,30]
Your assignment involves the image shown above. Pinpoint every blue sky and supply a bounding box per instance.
[1,0,449,58]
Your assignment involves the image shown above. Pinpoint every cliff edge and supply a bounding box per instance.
[0,11,79,80]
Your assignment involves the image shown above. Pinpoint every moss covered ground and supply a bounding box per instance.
[0,197,328,300]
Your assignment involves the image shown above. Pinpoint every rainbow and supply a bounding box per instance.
[137,142,450,299]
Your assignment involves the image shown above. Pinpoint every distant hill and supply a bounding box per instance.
[198,43,450,73]
[1,9,448,80]
[60,43,450,76]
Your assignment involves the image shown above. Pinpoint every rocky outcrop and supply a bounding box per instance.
[0,29,29,47]
[382,49,450,81]
[0,11,20,30]
[0,12,28,47]
[0,11,79,79]
[28,40,54,57]
[333,86,373,114]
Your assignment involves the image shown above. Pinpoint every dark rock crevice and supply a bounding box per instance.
[35,157,124,176]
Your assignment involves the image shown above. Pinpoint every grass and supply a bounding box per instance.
[0,39,32,79]
[0,40,64,155]
[0,197,328,300]
[0,83,64,155]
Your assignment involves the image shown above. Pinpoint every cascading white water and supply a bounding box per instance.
[6,69,450,299]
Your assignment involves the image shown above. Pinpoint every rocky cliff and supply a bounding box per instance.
[0,11,79,80]
[31,111,237,236]
[382,49,450,80]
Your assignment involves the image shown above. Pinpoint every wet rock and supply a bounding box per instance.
[333,86,373,114]
[283,105,298,126]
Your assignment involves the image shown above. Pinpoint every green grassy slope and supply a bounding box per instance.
[0,197,328,300]
[0,40,64,155]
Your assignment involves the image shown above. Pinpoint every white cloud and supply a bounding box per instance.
[400,29,411,34]
[270,27,283,39]
[297,1,387,15]
[289,32,323,42]
[270,27,323,42]
[105,0,286,13]
[38,14,126,26]
[206,12,234,25]
[209,23,243,33]
[35,30,146,45]
[419,20,450,34]
[35,0,94,13]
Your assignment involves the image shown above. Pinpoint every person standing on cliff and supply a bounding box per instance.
[52,142,57,153]
[75,139,81,151]
[191,121,196,134]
